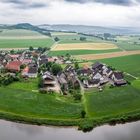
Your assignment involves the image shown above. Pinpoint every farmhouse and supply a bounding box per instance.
[5,61,22,72]
[111,72,127,86]
[22,64,38,78]
[78,61,127,88]
[42,71,60,93]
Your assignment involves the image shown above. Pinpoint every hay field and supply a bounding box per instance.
[51,43,118,51]
[75,50,140,60]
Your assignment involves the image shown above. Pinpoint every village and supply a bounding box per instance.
[0,48,127,96]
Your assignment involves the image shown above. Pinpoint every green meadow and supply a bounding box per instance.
[49,49,122,56]
[0,38,54,48]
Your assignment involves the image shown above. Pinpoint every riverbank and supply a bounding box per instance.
[1,107,140,132]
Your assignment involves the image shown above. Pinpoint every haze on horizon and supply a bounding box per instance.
[0,0,140,27]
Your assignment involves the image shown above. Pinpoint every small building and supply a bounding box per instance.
[42,71,60,93]
[92,62,104,71]
[111,72,127,86]
[22,64,38,78]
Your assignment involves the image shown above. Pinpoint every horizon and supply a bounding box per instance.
[0,0,140,27]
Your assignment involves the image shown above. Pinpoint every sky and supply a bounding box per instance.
[0,0,140,27]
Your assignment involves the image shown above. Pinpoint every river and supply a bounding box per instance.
[0,120,140,140]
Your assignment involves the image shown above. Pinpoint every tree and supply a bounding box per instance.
[81,110,86,118]
[38,77,44,88]
[38,47,43,52]
[80,37,86,41]
[74,62,79,70]
[73,93,82,101]
[54,37,60,42]
[51,63,62,75]
[29,46,34,51]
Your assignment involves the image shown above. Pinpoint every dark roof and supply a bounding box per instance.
[115,80,127,85]
[40,55,48,59]
[113,72,124,80]
[92,62,103,70]
[39,59,48,65]
[93,71,102,77]
[106,67,112,74]
[78,68,93,75]
[28,66,38,74]
[89,79,100,85]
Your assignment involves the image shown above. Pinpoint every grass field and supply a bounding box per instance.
[0,78,83,119]
[0,29,49,39]
[85,85,140,118]
[94,54,140,78]
[52,43,118,51]
[0,38,54,48]
[0,29,54,48]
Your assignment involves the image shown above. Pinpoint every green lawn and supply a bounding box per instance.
[49,49,122,56]
[85,85,140,118]
[0,38,54,48]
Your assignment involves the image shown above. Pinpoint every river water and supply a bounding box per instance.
[0,120,140,140]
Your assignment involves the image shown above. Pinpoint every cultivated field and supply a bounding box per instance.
[49,49,122,56]
[0,29,49,39]
[0,29,54,48]
[75,50,140,60]
[51,43,118,51]
[51,32,77,36]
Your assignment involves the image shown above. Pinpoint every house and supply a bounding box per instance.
[92,71,103,80]
[111,72,127,86]
[38,55,48,66]
[5,61,22,72]
[92,62,104,71]
[102,67,113,77]
[88,79,100,87]
[42,71,60,93]
[57,72,68,93]
[78,68,93,76]
[22,59,32,65]
[7,54,20,61]
[22,64,38,78]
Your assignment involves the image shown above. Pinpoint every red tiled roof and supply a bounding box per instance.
[8,54,20,58]
[5,61,22,71]
[22,59,32,64]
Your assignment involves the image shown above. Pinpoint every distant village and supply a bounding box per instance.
[0,48,127,95]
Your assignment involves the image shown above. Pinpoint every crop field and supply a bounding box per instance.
[0,29,54,48]
[0,29,49,39]
[51,32,78,36]
[49,49,122,56]
[75,50,140,61]
[0,38,54,48]
[52,43,118,51]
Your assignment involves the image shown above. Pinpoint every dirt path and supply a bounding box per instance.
[74,50,140,60]
[124,72,139,80]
